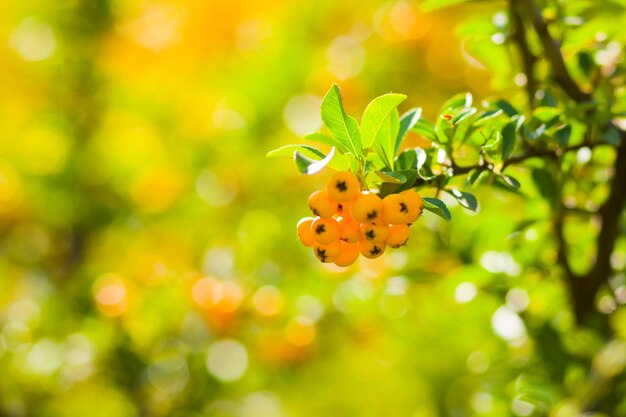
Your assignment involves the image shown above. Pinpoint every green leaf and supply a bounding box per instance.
[501,121,517,161]
[395,108,422,153]
[531,167,557,206]
[467,169,489,187]
[422,197,451,221]
[374,109,401,169]
[498,174,521,190]
[451,108,477,125]
[439,92,472,113]
[266,144,325,160]
[474,108,503,125]
[395,149,417,170]
[445,189,478,211]
[533,106,561,123]
[492,99,518,117]
[268,144,349,171]
[393,169,419,193]
[361,93,407,151]
[294,147,337,175]
[304,132,350,153]
[602,125,621,145]
[555,125,572,146]
[375,171,407,184]
[435,115,453,144]
[320,84,362,156]
[411,118,437,142]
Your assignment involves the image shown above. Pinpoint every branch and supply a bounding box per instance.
[509,0,538,107]
[518,0,591,103]
[412,142,610,187]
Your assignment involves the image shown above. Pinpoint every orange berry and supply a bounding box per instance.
[386,224,410,248]
[338,216,361,243]
[360,222,389,243]
[296,217,316,247]
[307,190,336,218]
[382,190,423,224]
[399,190,424,222]
[335,200,351,216]
[350,192,383,223]
[326,171,361,202]
[312,240,341,263]
[334,242,360,267]
[359,240,386,259]
[311,217,340,245]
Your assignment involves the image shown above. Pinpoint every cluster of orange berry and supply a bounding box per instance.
[297,171,423,266]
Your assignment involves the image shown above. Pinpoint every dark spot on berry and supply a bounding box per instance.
[316,248,327,262]
[399,202,408,213]
[365,230,375,240]
[366,210,378,220]
[311,207,319,216]
[315,224,326,235]
[336,181,348,192]
[370,245,382,255]
[337,203,343,212]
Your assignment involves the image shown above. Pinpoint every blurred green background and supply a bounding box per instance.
[1,0,626,416]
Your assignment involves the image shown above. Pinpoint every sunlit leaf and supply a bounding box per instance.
[422,197,451,221]
[396,107,422,153]
[445,189,478,211]
[304,132,350,153]
[361,93,407,151]
[376,170,407,183]
[320,84,362,156]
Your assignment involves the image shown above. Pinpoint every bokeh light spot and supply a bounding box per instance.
[206,339,248,382]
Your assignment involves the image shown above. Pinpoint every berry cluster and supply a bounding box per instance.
[297,171,423,266]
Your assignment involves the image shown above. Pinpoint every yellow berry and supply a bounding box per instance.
[307,190,336,218]
[360,222,389,243]
[313,240,341,263]
[296,217,316,247]
[350,192,383,223]
[338,216,361,243]
[334,242,360,267]
[382,190,423,224]
[386,224,410,248]
[326,171,361,202]
[311,217,340,245]
[359,240,386,259]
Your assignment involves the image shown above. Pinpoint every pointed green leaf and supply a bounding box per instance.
[499,174,521,190]
[501,121,517,161]
[304,132,350,153]
[393,169,419,193]
[444,189,478,211]
[395,149,417,170]
[267,144,325,160]
[361,93,407,150]
[555,125,571,146]
[395,108,422,153]
[423,197,451,221]
[375,171,407,184]
[320,84,362,156]
[492,99,518,117]
[531,167,557,206]
[411,118,437,142]
[602,125,621,145]
[295,147,337,175]
[374,108,401,169]
[533,106,561,123]
[439,92,472,114]
[268,144,349,171]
